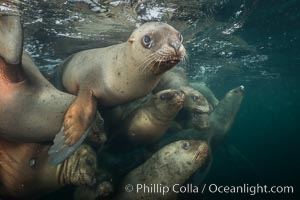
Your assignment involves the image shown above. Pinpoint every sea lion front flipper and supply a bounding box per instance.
[0,15,23,64]
[48,90,98,165]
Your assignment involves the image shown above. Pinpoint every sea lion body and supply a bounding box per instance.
[115,140,209,200]
[0,53,74,142]
[0,13,105,164]
[154,67,189,93]
[60,44,159,106]
[51,22,185,162]
[0,138,100,199]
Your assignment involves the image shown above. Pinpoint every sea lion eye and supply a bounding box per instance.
[160,93,174,100]
[193,95,200,101]
[182,142,190,150]
[142,35,152,48]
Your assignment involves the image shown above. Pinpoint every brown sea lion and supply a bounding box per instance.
[0,11,105,164]
[116,89,185,146]
[0,137,106,199]
[190,82,219,108]
[176,86,211,130]
[115,140,209,200]
[53,22,185,162]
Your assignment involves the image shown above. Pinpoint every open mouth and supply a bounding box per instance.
[156,58,181,67]
[164,59,181,65]
[188,105,210,114]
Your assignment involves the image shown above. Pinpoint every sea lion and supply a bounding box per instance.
[190,82,219,108]
[53,22,185,162]
[115,140,209,200]
[0,11,105,164]
[113,89,185,147]
[0,137,107,199]
[74,181,113,200]
[176,86,211,131]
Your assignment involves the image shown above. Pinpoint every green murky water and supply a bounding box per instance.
[1,0,299,199]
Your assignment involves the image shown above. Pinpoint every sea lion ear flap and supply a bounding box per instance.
[0,15,23,64]
[128,36,135,44]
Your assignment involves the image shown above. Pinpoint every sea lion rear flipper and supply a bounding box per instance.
[0,14,23,64]
[48,91,98,165]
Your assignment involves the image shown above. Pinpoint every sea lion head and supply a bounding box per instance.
[208,86,244,144]
[180,86,211,114]
[159,140,209,174]
[128,22,186,75]
[180,86,211,130]
[153,89,185,119]
[216,85,244,120]
[191,113,210,130]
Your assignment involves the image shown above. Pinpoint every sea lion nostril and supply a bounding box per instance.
[170,41,181,53]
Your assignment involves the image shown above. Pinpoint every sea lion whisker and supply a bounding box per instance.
[136,53,157,72]
[192,144,203,162]
[142,60,156,74]
[181,53,189,66]
[142,52,164,70]
[137,53,156,68]
[140,55,158,74]
[156,59,163,73]
[137,56,154,71]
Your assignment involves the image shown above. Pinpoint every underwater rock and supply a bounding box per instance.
[68,0,109,13]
